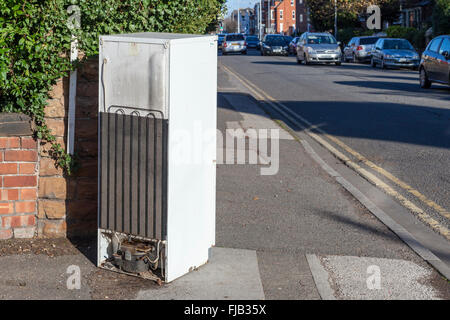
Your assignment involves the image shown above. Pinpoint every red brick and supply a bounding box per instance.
[0,203,14,214]
[49,80,64,99]
[0,152,3,161]
[38,177,67,199]
[15,201,36,213]
[21,137,37,149]
[38,200,65,219]
[19,163,36,174]
[0,189,19,201]
[39,158,62,176]
[4,150,37,162]
[45,119,66,137]
[2,215,35,228]
[20,188,37,200]
[40,220,66,238]
[0,163,17,174]
[4,176,37,188]
[0,137,20,149]
[0,229,12,240]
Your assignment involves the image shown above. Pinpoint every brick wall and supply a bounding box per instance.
[0,115,38,239]
[38,58,98,238]
[0,57,99,240]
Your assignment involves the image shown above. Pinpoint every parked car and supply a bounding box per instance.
[245,35,259,49]
[283,35,293,46]
[296,32,342,65]
[419,35,450,88]
[289,37,300,54]
[343,36,381,63]
[260,34,289,56]
[218,34,226,50]
[222,33,247,55]
[371,38,420,70]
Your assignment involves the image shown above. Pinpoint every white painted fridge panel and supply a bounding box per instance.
[166,38,217,282]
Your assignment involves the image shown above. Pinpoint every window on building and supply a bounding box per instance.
[271,10,274,20]
[299,0,303,3]
[292,10,295,19]
[300,14,303,22]
[291,0,294,5]
[280,10,283,20]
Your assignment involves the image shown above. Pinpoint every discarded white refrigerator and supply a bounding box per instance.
[97,32,217,282]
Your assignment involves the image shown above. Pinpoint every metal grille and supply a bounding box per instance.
[99,107,168,239]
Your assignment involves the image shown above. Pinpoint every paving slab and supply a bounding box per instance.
[136,247,265,300]
[0,254,94,300]
[308,254,442,300]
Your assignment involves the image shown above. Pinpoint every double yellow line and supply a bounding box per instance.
[220,62,450,240]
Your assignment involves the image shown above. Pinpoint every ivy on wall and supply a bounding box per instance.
[0,0,225,174]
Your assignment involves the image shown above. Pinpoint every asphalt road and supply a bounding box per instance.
[218,49,450,235]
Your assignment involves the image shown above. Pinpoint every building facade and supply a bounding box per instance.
[253,0,308,36]
[231,8,255,34]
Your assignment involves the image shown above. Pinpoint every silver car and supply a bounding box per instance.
[371,38,420,70]
[296,32,342,65]
[222,33,247,55]
[343,36,381,63]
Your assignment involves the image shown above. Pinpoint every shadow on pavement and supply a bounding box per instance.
[218,91,450,150]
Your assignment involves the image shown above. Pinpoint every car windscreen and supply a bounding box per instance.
[306,35,337,44]
[265,37,286,46]
[360,37,379,45]
[383,39,414,50]
[246,36,258,41]
[226,35,244,41]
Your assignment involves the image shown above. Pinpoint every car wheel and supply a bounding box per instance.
[381,59,386,69]
[296,56,302,64]
[335,61,341,66]
[222,52,227,56]
[371,58,376,68]
[419,68,431,89]
[242,50,247,55]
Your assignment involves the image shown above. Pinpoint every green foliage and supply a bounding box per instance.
[338,27,374,45]
[433,0,450,36]
[385,25,416,41]
[385,25,426,50]
[0,0,225,174]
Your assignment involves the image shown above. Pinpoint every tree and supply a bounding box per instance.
[223,17,237,33]
[306,0,398,31]
[433,0,450,35]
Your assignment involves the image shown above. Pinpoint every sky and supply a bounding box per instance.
[226,0,259,16]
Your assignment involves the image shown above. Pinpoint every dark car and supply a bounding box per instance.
[218,34,226,50]
[260,35,289,56]
[289,37,300,54]
[371,38,420,70]
[245,35,259,49]
[283,35,293,46]
[419,35,450,88]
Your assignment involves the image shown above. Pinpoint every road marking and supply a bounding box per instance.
[220,63,450,240]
